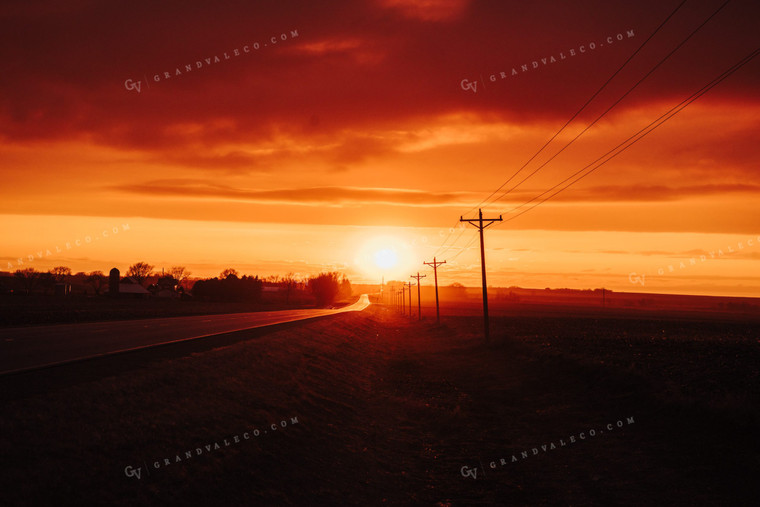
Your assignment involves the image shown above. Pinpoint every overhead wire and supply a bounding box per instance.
[468,0,692,215]
[496,45,760,225]
[429,0,693,261]
[485,0,731,210]
[439,43,758,272]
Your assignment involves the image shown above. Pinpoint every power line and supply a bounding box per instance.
[429,1,745,301]
[497,45,760,224]
[431,0,691,261]
[439,43,758,279]
[471,0,692,215]
[486,0,732,209]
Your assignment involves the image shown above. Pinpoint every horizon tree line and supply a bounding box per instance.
[4,263,353,306]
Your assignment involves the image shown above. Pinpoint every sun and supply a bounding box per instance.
[374,248,398,269]
[354,232,417,281]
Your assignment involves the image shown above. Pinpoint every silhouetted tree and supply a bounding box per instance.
[282,272,299,304]
[127,262,154,285]
[340,277,352,299]
[168,266,191,288]
[308,272,346,306]
[50,266,72,283]
[220,268,239,280]
[192,274,262,302]
[86,271,107,295]
[14,268,39,293]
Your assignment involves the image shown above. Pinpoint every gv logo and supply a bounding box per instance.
[628,272,646,286]
[460,465,478,479]
[124,465,142,480]
[460,78,478,93]
[124,78,142,93]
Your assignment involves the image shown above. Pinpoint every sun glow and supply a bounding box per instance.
[353,232,420,281]
[374,248,398,269]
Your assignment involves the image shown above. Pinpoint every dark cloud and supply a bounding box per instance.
[1,0,758,148]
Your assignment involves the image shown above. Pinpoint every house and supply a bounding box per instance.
[150,275,181,299]
[106,273,150,299]
[117,277,150,297]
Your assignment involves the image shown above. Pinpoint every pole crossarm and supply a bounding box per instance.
[459,214,503,229]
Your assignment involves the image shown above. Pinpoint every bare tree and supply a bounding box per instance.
[50,266,72,283]
[14,268,40,293]
[282,272,299,304]
[220,268,239,280]
[168,266,191,287]
[127,262,154,285]
[86,271,107,295]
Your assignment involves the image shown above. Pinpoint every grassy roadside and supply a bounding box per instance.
[0,305,757,505]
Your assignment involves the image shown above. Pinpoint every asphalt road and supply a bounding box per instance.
[0,295,370,374]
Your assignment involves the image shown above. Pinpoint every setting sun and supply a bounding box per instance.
[373,248,398,269]
[353,232,421,281]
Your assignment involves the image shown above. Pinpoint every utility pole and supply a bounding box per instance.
[424,257,446,324]
[411,273,426,320]
[460,208,503,342]
[401,285,406,315]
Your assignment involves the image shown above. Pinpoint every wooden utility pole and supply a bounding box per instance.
[411,273,426,320]
[460,209,503,342]
[424,257,446,324]
[407,281,414,317]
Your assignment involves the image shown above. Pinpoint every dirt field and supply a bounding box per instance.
[0,304,758,505]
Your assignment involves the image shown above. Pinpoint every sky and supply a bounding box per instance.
[1,0,758,296]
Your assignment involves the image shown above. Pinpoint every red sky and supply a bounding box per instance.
[1,0,759,296]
